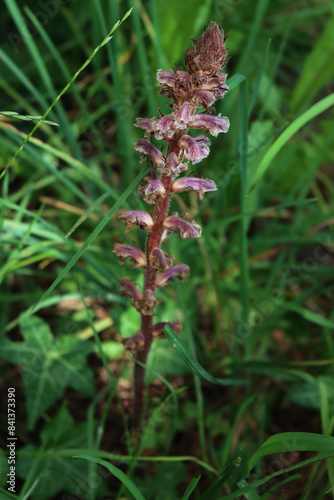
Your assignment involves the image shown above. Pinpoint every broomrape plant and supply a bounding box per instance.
[114,22,230,425]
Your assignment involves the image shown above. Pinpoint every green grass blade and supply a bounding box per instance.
[282,302,334,330]
[248,39,271,117]
[248,93,334,193]
[238,79,251,355]
[181,475,201,500]
[0,112,58,126]
[75,455,147,500]
[29,167,146,314]
[246,432,334,475]
[4,0,76,147]
[236,0,269,72]
[163,325,243,386]
[1,7,133,180]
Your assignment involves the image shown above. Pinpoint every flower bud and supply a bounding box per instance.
[185,22,227,76]
[149,248,174,272]
[119,210,154,231]
[163,216,202,239]
[113,244,147,268]
[156,264,190,287]
[172,177,217,200]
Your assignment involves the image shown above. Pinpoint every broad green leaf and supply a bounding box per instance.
[75,455,147,500]
[246,432,334,474]
[0,316,94,429]
[163,326,243,386]
[156,0,211,67]
[16,406,101,500]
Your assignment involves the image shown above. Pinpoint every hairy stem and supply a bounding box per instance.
[132,133,183,427]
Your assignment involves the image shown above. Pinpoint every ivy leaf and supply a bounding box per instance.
[16,405,107,500]
[0,315,94,429]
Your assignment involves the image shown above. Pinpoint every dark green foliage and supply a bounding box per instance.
[1,0,334,498]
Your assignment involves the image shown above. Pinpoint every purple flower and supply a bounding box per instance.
[193,91,216,109]
[153,115,175,140]
[113,244,147,268]
[152,320,182,339]
[134,117,155,138]
[149,248,174,272]
[174,102,193,129]
[119,278,142,300]
[144,179,166,204]
[172,177,217,200]
[189,114,230,137]
[134,139,165,170]
[157,69,176,88]
[156,264,190,287]
[122,332,145,351]
[178,135,210,164]
[163,216,202,239]
[119,210,154,231]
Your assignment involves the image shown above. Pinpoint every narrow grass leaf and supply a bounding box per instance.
[181,475,201,500]
[1,8,133,180]
[246,432,334,474]
[282,302,334,330]
[75,455,146,500]
[163,325,243,386]
[30,167,146,315]
[0,112,58,126]
[248,93,334,193]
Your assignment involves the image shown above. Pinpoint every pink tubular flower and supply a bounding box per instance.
[119,278,142,301]
[157,69,176,88]
[189,114,230,137]
[178,135,210,164]
[134,139,165,170]
[134,117,155,138]
[113,244,147,268]
[119,210,154,231]
[172,177,217,200]
[163,216,202,239]
[144,180,166,204]
[149,248,174,272]
[174,102,193,129]
[156,264,190,287]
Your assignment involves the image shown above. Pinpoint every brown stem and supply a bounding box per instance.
[132,132,184,428]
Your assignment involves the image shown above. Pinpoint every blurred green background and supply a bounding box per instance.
[1,0,334,499]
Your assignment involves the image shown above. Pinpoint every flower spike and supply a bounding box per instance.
[115,22,230,424]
